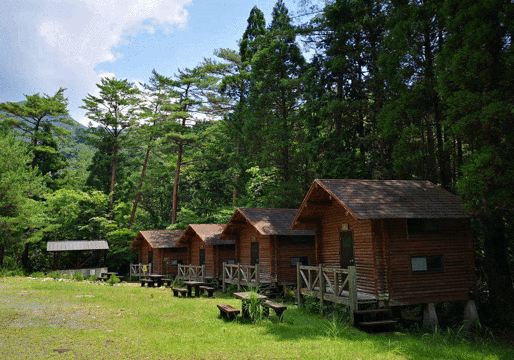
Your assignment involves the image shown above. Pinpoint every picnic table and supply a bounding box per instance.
[100,272,118,281]
[183,281,206,297]
[233,292,268,318]
[147,274,165,287]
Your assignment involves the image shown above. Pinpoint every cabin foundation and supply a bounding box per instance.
[423,303,439,329]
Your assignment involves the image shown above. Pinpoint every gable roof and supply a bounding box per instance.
[47,240,109,252]
[130,230,185,250]
[292,179,468,227]
[178,224,235,246]
[220,208,314,239]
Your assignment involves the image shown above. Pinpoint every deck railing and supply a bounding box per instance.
[130,263,152,279]
[222,263,260,292]
[297,264,358,317]
[177,264,206,282]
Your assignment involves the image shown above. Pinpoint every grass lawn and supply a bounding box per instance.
[0,277,512,359]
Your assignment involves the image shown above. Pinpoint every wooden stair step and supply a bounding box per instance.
[354,309,391,316]
[358,320,397,327]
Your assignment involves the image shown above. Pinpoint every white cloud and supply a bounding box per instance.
[0,0,192,125]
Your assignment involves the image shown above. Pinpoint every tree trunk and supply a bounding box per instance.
[129,146,151,229]
[482,210,514,324]
[171,143,183,225]
[109,146,118,212]
[0,244,4,267]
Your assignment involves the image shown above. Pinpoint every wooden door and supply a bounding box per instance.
[340,231,354,268]
[199,249,205,266]
[250,242,259,265]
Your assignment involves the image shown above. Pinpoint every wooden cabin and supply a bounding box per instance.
[291,179,476,309]
[219,208,315,285]
[177,224,235,279]
[130,230,187,276]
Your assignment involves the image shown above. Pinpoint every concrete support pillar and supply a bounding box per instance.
[423,303,439,329]
[463,300,480,323]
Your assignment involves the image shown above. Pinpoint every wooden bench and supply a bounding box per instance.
[171,288,189,297]
[116,276,124,281]
[140,279,155,287]
[217,304,240,320]
[199,285,215,297]
[98,276,107,281]
[262,301,288,320]
[162,278,173,287]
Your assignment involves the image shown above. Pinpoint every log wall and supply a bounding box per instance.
[236,225,273,282]
[319,204,377,295]
[383,218,475,305]
[276,236,315,285]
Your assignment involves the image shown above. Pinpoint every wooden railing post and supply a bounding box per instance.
[222,262,226,292]
[319,263,325,314]
[237,263,241,290]
[348,266,357,322]
[255,264,260,287]
[297,262,303,306]
[202,265,205,282]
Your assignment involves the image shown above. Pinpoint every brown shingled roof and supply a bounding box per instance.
[178,224,235,246]
[220,208,314,239]
[130,230,185,250]
[293,179,468,225]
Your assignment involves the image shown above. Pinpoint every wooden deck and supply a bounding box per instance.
[300,287,378,305]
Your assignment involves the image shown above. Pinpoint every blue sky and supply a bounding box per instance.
[0,0,313,125]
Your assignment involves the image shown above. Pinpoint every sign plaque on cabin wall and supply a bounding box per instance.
[341,223,349,231]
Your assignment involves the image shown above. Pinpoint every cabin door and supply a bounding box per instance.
[199,249,205,266]
[250,242,259,265]
[340,231,354,268]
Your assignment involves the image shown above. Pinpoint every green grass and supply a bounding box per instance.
[0,277,511,359]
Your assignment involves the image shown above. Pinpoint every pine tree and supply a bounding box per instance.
[81,77,142,211]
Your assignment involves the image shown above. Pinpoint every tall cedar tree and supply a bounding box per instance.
[378,0,453,186]
[438,0,514,323]
[242,1,308,207]
[81,77,142,211]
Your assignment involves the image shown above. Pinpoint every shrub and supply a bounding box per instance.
[29,272,46,278]
[88,274,98,282]
[107,274,120,286]
[72,272,85,281]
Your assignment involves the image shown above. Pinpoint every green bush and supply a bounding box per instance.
[107,274,120,286]
[88,274,98,281]
[29,272,46,278]
[72,272,85,281]
[46,271,61,279]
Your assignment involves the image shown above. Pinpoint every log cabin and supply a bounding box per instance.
[177,224,236,279]
[290,179,477,325]
[219,208,315,285]
[130,230,187,276]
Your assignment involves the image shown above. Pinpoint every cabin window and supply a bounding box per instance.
[170,259,183,266]
[411,255,443,273]
[290,256,309,267]
[227,259,235,265]
[408,218,439,234]
[148,251,153,265]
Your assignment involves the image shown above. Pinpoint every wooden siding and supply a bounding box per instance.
[236,225,273,281]
[384,218,475,305]
[215,244,235,278]
[276,236,315,285]
[135,241,187,276]
[319,204,377,295]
